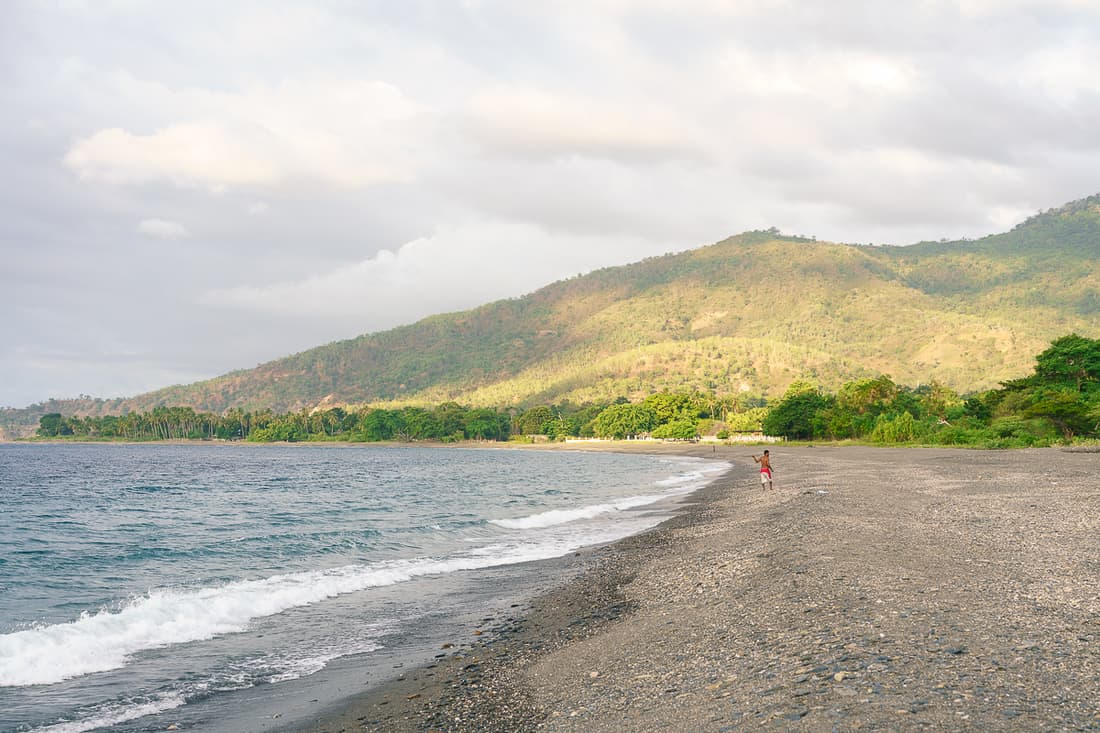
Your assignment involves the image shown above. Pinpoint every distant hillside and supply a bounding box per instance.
[5,194,1100,436]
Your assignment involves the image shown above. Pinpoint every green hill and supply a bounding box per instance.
[5,194,1100,435]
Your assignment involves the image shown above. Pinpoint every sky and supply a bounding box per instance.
[3,1,1100,408]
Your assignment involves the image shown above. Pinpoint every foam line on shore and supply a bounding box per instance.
[490,461,730,530]
[34,693,185,733]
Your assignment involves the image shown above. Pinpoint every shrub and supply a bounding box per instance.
[652,419,698,439]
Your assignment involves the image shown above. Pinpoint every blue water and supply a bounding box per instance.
[0,443,729,732]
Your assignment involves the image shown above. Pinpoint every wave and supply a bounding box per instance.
[33,693,185,733]
[1,456,731,695]
[0,538,592,688]
[655,461,731,487]
[489,497,647,530]
[490,460,731,530]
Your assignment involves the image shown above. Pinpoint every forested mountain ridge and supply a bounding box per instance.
[5,194,1100,433]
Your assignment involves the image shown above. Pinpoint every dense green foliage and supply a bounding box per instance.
[35,403,514,443]
[33,390,763,444]
[759,334,1100,447]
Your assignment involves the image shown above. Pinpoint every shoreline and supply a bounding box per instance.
[2,442,722,733]
[285,447,737,733]
[289,445,1099,732]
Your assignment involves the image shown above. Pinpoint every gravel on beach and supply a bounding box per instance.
[294,445,1099,732]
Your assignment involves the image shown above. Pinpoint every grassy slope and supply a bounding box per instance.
[5,196,1100,431]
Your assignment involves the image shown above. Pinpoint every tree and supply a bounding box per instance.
[402,402,440,435]
[725,407,768,432]
[38,413,68,437]
[643,392,703,425]
[1022,388,1094,440]
[517,405,553,435]
[652,418,698,439]
[561,403,606,438]
[963,396,992,422]
[1031,334,1100,392]
[816,406,856,440]
[837,375,899,415]
[320,408,346,437]
[869,411,920,443]
[762,390,831,440]
[915,381,958,419]
[466,408,506,440]
[360,408,400,441]
[433,402,467,436]
[783,379,819,399]
[592,403,657,439]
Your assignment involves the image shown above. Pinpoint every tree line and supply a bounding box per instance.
[34,392,764,444]
[761,334,1100,446]
[36,335,1100,448]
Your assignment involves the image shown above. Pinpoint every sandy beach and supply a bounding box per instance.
[291,445,1099,732]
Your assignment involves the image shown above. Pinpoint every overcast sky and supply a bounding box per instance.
[3,1,1099,408]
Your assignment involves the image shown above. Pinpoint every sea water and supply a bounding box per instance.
[0,443,729,732]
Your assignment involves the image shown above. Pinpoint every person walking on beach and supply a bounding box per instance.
[752,450,773,490]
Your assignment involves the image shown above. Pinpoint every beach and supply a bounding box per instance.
[291,445,1099,732]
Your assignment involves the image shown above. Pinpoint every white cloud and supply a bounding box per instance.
[1019,41,1100,103]
[64,79,428,190]
[7,0,1100,408]
[200,219,671,327]
[137,218,189,239]
[465,86,702,162]
[713,47,917,103]
[69,125,279,190]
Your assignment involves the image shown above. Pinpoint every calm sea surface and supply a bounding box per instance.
[0,443,728,732]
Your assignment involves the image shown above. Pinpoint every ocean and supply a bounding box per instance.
[0,443,729,732]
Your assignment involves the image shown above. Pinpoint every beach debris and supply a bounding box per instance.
[473,629,483,635]
[589,670,600,678]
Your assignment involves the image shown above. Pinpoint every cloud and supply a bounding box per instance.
[7,0,1100,409]
[465,86,702,163]
[64,79,428,190]
[0,343,213,405]
[137,218,189,239]
[67,124,280,190]
[713,46,917,102]
[199,218,672,328]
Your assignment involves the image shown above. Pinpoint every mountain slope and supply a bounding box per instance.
[7,195,1100,429]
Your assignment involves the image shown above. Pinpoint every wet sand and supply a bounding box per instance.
[291,445,1099,732]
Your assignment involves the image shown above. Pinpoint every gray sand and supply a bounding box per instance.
[294,446,1099,732]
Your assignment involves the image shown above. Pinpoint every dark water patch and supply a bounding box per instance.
[125,484,186,494]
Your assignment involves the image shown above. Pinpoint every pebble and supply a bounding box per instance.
[317,448,1100,733]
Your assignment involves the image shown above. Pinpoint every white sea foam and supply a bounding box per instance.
[0,538,608,688]
[490,502,621,529]
[491,460,730,530]
[32,692,184,733]
[1,456,731,692]
[265,646,370,684]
